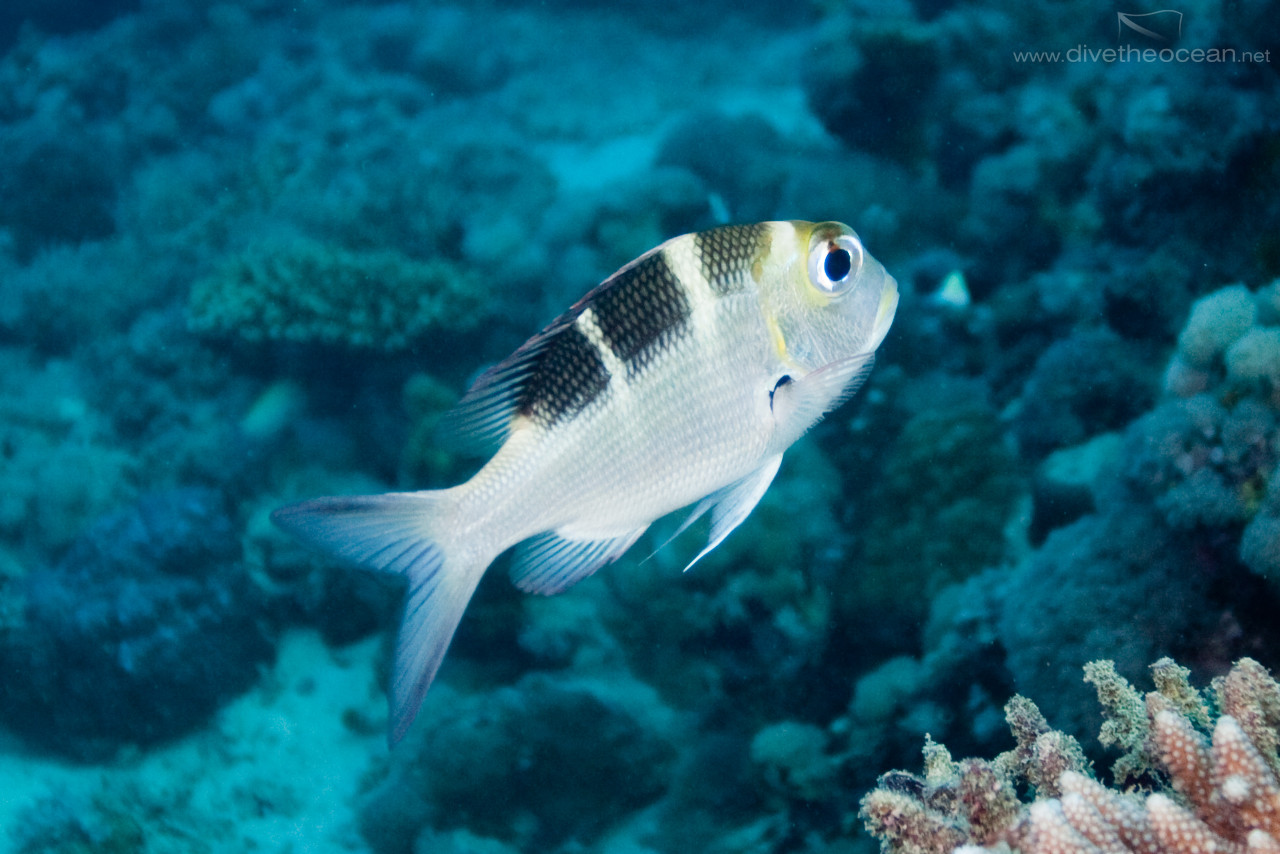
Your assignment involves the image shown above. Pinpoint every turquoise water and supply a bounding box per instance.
[0,2,1277,852]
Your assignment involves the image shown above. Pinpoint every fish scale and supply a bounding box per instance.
[518,324,608,425]
[588,249,690,371]
[272,220,898,745]
[693,222,770,295]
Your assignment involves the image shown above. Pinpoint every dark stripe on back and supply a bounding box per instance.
[694,223,769,295]
[518,325,610,426]
[589,251,690,373]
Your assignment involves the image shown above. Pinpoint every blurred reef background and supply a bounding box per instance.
[0,0,1278,852]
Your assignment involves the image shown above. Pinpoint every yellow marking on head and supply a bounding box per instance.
[875,284,898,334]
[750,226,773,282]
[777,221,827,309]
[766,312,788,361]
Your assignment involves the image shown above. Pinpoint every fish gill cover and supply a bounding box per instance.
[0,0,1275,853]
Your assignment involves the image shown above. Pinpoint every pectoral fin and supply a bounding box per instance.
[769,351,876,447]
[681,454,783,572]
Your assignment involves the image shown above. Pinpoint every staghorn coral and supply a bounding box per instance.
[861,657,1280,854]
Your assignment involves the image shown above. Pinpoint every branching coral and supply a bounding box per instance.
[861,657,1280,854]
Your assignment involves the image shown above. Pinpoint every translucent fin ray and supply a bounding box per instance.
[770,351,876,448]
[436,238,679,454]
[271,493,487,746]
[511,526,648,595]
[682,454,783,572]
[434,332,554,454]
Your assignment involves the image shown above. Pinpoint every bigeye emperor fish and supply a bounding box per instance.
[273,221,898,744]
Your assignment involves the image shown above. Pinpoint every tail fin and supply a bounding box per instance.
[271,492,487,746]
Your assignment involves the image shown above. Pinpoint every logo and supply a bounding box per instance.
[1010,7,1269,66]
[1117,10,1183,43]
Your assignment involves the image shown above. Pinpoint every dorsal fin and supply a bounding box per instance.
[437,238,680,454]
[435,320,567,454]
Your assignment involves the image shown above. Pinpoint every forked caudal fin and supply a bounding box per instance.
[270,492,486,746]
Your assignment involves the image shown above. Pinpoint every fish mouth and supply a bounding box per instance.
[869,275,899,352]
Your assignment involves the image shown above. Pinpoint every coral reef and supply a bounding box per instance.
[0,134,118,262]
[0,351,131,536]
[1011,328,1156,458]
[835,569,1013,782]
[857,400,1024,625]
[187,235,487,350]
[861,657,1280,854]
[0,0,1277,850]
[0,489,273,757]
[654,110,790,224]
[1124,282,1280,589]
[0,0,139,50]
[995,506,1223,743]
[1121,395,1274,531]
[982,278,1280,748]
[9,790,145,854]
[1242,479,1280,583]
[805,11,941,164]
[591,438,853,719]
[357,673,678,852]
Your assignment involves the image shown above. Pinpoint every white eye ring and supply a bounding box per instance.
[807,226,864,296]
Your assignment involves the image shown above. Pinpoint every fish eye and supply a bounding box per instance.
[806,224,864,297]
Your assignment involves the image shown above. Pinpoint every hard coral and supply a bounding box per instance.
[1012,328,1157,459]
[804,11,942,165]
[1121,395,1275,531]
[861,657,1280,854]
[358,673,677,852]
[858,402,1024,625]
[1131,282,1280,543]
[0,488,273,758]
[996,508,1220,745]
[1242,480,1280,582]
[187,235,486,350]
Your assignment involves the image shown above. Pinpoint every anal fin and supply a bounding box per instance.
[511,526,649,595]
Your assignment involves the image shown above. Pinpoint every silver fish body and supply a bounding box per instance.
[273,220,898,744]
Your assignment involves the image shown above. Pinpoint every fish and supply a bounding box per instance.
[272,220,898,744]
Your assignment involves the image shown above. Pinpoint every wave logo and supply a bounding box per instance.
[1117,10,1183,43]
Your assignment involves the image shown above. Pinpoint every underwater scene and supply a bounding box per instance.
[1,0,1279,852]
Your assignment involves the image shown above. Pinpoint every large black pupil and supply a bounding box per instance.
[824,246,852,282]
